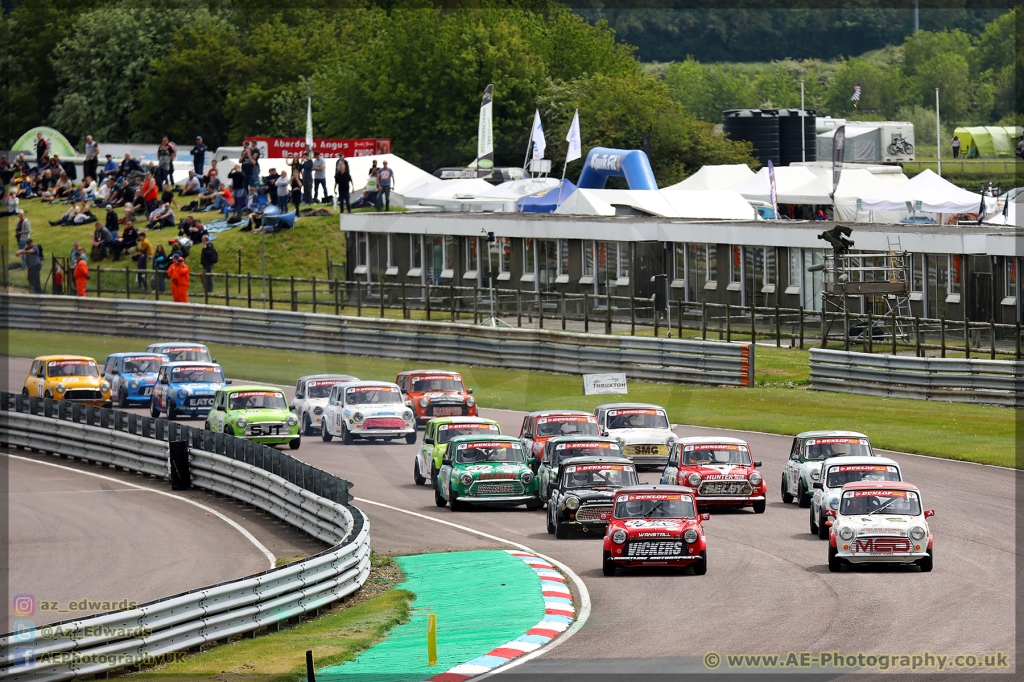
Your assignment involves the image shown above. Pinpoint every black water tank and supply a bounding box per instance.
[723,109,779,167]
[778,108,817,165]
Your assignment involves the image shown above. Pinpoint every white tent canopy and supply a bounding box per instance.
[402,177,494,201]
[727,166,818,201]
[858,169,997,216]
[665,164,755,191]
[265,153,434,196]
[554,188,756,220]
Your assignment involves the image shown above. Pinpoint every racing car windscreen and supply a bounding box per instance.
[606,409,669,430]
[48,360,99,377]
[682,444,751,466]
[614,493,695,519]
[826,465,900,488]
[163,347,212,362]
[454,441,524,464]
[562,463,637,489]
[535,416,600,437]
[229,391,288,410]
[306,380,348,398]
[554,441,622,462]
[411,375,464,392]
[171,367,224,384]
[805,438,872,460]
[438,423,500,443]
[122,356,165,374]
[839,489,921,516]
[346,386,403,405]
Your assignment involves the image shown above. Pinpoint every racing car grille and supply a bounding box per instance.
[64,389,102,401]
[245,422,288,437]
[184,395,215,409]
[469,480,524,496]
[624,444,668,459]
[363,417,405,430]
[624,540,687,558]
[698,480,753,496]
[426,405,467,417]
[575,504,613,522]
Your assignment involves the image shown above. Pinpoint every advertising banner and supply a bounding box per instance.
[583,373,628,395]
[244,137,391,159]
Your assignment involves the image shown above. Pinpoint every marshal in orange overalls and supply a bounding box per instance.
[168,259,191,303]
[74,258,89,297]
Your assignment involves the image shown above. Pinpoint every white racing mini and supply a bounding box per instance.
[290,374,359,436]
[809,456,902,539]
[827,481,934,573]
[321,381,417,445]
[594,403,676,468]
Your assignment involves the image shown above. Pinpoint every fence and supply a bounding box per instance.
[15,261,1020,359]
[808,349,1023,407]
[3,293,755,387]
[0,393,368,681]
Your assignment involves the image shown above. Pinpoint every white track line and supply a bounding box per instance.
[352,496,591,674]
[5,453,276,569]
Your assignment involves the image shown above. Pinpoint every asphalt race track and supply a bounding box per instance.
[6,357,1016,676]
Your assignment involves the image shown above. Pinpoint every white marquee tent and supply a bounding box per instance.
[664,164,755,191]
[554,188,756,220]
[727,166,818,201]
[858,169,998,218]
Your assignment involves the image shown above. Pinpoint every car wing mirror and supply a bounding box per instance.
[212,358,218,363]
[467,387,473,394]
[812,481,822,489]
[442,458,452,466]
[753,461,762,468]
[424,438,434,445]
[700,513,710,521]
[924,509,935,518]
[225,379,232,385]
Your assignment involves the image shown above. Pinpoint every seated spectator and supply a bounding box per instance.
[50,201,95,226]
[91,221,115,259]
[41,172,71,201]
[80,176,98,201]
[111,222,139,260]
[202,160,219,187]
[204,186,235,212]
[13,172,33,198]
[147,202,176,229]
[198,171,221,207]
[96,177,115,205]
[160,182,179,209]
[0,189,18,217]
[101,154,119,179]
[181,170,202,196]
[119,153,142,177]
[120,204,136,225]
[180,215,208,243]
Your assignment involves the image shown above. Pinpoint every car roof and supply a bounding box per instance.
[35,355,97,362]
[399,369,463,376]
[527,410,595,418]
[447,433,520,443]
[341,380,399,388]
[822,455,899,467]
[675,436,748,446]
[107,351,169,358]
[842,481,919,491]
[225,384,284,393]
[430,416,499,425]
[147,341,209,348]
[595,403,665,411]
[560,455,634,466]
[797,430,870,439]
[298,374,359,383]
[164,361,220,368]
[612,484,694,495]
[547,435,620,445]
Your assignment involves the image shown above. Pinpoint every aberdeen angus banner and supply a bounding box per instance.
[244,137,391,159]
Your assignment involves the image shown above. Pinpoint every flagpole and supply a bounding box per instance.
[935,88,942,178]
[556,159,568,205]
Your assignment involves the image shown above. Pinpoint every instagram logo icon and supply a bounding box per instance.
[12,595,35,617]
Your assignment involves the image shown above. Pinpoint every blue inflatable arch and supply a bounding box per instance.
[575,147,658,190]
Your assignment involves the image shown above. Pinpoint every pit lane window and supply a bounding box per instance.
[606,410,669,430]
[839,490,920,516]
[47,361,99,377]
[454,444,524,464]
[171,367,224,384]
[614,495,695,519]
[826,466,900,488]
[122,357,164,375]
[345,387,402,405]
[535,418,600,438]
[437,424,499,443]
[805,439,872,460]
[682,445,750,466]
[229,391,288,410]
[561,465,637,489]
[411,376,464,392]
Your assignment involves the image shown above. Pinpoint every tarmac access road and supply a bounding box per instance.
[5,357,1015,677]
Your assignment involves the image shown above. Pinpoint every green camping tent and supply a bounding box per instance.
[13,127,77,158]
[954,126,1021,158]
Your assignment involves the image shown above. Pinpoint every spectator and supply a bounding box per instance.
[205,185,235,213]
[301,153,314,203]
[351,172,378,210]
[198,171,221,207]
[275,170,291,212]
[290,166,303,214]
[112,221,138,261]
[152,244,169,292]
[69,242,85,270]
[951,135,961,159]
[160,182,179,209]
[181,170,201,196]
[35,133,49,167]
[120,204,135,225]
[50,202,95,226]
[312,152,327,202]
[369,159,379,178]
[140,172,159,213]
[91,221,115,259]
[80,176,98,201]
[190,136,206,176]
[41,172,71,201]
[119,153,141,177]
[147,202,176,229]
[228,164,246,220]
[239,142,254,190]
[134,230,153,290]
[16,239,43,293]
[53,260,64,295]
[335,159,353,214]
[180,215,208,243]
[96,177,115,205]
[83,135,99,181]
[15,209,30,268]
[376,160,395,212]
[202,160,219,187]
[104,205,120,239]
[266,167,279,207]
[200,235,218,293]
[250,143,261,188]
[157,136,177,187]
[73,249,89,297]
[101,154,118,179]
[168,253,190,303]
[1,189,18,217]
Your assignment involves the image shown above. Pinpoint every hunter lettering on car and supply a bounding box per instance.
[662,437,767,514]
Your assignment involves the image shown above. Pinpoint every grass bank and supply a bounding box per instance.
[5,329,1014,467]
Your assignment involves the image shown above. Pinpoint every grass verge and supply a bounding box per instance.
[5,329,1014,467]
[132,552,409,680]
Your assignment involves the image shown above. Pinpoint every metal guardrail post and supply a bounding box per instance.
[474,286,480,324]
[629,296,636,335]
[820,308,827,349]
[312,276,317,314]
[990,319,996,359]
[940,315,946,357]
[356,280,361,317]
[402,282,408,319]
[750,306,756,344]
[605,288,612,335]
[677,299,683,339]
[204,272,209,305]
[843,310,850,351]
[380,281,386,319]
[517,288,522,327]
[426,283,432,321]
[653,300,659,338]
[560,291,566,330]
[1017,320,1021,360]
[867,310,873,354]
[914,316,922,356]
[539,292,545,330]
[583,292,589,333]
[891,311,897,355]
[449,282,455,322]
[335,279,341,316]
[798,307,804,349]
[269,276,274,310]
[225,273,230,307]
[702,300,707,340]
[775,304,781,347]
[964,316,971,359]
[290,276,297,312]
[726,302,731,342]
[97,264,102,297]
[125,268,130,299]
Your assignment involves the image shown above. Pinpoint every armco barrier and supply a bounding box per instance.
[0,394,369,681]
[809,348,1023,407]
[2,294,755,387]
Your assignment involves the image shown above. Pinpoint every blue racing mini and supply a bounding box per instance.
[102,352,169,407]
[151,361,229,419]
[145,342,213,363]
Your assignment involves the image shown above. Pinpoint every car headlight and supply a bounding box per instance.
[313,406,323,415]
[564,496,580,510]
[683,529,699,544]
[236,416,247,427]
[829,498,839,510]
[287,415,298,426]
[130,379,139,389]
[749,472,762,486]
[459,473,474,486]
[419,397,429,407]
[101,381,111,392]
[177,389,188,400]
[521,470,534,484]
[687,472,701,487]
[403,410,414,421]
[910,526,926,540]
[466,396,476,407]
[838,526,855,541]
[611,529,627,544]
[353,412,364,423]
[56,383,66,393]
[810,470,821,480]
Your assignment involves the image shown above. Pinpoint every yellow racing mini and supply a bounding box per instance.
[23,355,112,407]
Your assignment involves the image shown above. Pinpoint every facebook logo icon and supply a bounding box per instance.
[13,647,35,667]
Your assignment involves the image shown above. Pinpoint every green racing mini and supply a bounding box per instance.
[414,416,502,486]
[782,430,874,507]
[205,385,301,450]
[434,434,542,511]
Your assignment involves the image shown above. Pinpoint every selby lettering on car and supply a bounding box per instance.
[566,464,627,473]
[439,424,497,431]
[348,386,399,393]
[457,441,520,450]
[808,438,869,445]
[686,444,744,451]
[233,391,282,398]
[557,442,617,450]
[620,493,681,502]
[609,409,662,416]
[845,489,909,498]
[834,465,897,472]
[852,538,911,553]
[50,360,92,366]
[538,416,595,424]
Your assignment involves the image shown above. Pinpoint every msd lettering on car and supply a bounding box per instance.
[661,437,767,514]
[602,486,710,576]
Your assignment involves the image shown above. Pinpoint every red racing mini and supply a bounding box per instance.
[661,436,767,513]
[603,485,710,576]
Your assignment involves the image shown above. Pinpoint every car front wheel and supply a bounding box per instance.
[302,414,314,437]
[818,510,829,540]
[150,399,160,418]
[167,401,178,420]
[602,550,617,576]
[413,459,426,486]
[828,546,843,572]
[555,515,569,539]
[547,508,556,535]
[405,431,417,445]
[693,550,708,575]
[434,481,447,507]
[797,479,810,508]
[781,477,794,504]
[341,423,353,445]
[449,490,462,512]
[289,438,300,450]
[918,549,933,573]
[752,499,766,514]
[809,505,818,534]
[321,426,333,442]
[118,389,130,408]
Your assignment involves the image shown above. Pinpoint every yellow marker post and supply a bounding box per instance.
[427,613,437,666]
